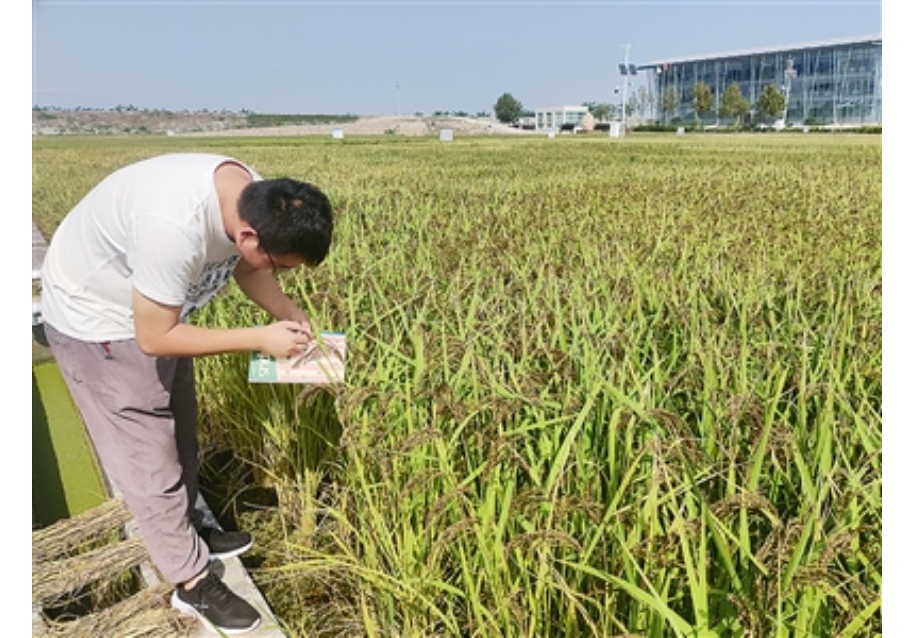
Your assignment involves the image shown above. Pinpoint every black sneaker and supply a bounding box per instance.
[171,571,261,635]
[199,526,254,560]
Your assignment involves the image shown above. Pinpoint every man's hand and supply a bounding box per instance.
[258,321,315,358]
[288,315,315,341]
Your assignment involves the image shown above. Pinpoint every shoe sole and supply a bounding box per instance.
[171,590,262,635]
[208,537,254,561]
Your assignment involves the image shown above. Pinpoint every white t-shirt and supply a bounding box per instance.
[40,153,262,341]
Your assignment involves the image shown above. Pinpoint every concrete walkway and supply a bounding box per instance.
[33,222,47,279]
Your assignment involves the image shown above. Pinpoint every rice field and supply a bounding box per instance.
[32,132,882,637]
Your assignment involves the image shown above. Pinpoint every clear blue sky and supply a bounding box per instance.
[32,0,883,115]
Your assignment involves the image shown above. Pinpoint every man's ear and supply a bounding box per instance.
[236,226,260,246]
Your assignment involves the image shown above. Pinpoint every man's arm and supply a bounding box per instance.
[233,260,314,335]
[132,289,311,358]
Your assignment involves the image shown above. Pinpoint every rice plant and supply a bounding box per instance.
[34,133,881,637]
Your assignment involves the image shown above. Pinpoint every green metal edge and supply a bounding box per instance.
[32,361,109,527]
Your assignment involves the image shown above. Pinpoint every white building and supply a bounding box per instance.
[534,105,589,131]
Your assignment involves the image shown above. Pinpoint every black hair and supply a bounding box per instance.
[238,178,333,266]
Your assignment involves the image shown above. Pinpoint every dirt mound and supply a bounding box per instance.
[189,115,535,137]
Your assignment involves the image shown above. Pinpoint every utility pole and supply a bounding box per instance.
[621,44,630,133]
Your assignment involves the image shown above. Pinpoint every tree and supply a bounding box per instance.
[756,84,786,125]
[493,93,523,124]
[690,81,714,127]
[592,103,612,122]
[635,86,653,120]
[583,101,612,122]
[661,86,679,123]
[720,81,750,127]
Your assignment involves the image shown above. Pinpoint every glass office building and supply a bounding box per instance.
[641,34,882,127]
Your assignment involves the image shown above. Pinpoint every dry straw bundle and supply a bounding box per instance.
[33,498,194,637]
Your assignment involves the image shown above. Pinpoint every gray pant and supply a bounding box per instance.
[44,323,209,584]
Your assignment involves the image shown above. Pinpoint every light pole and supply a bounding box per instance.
[618,44,637,134]
[614,86,622,123]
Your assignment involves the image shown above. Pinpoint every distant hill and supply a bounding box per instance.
[32,109,532,137]
[32,108,250,136]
